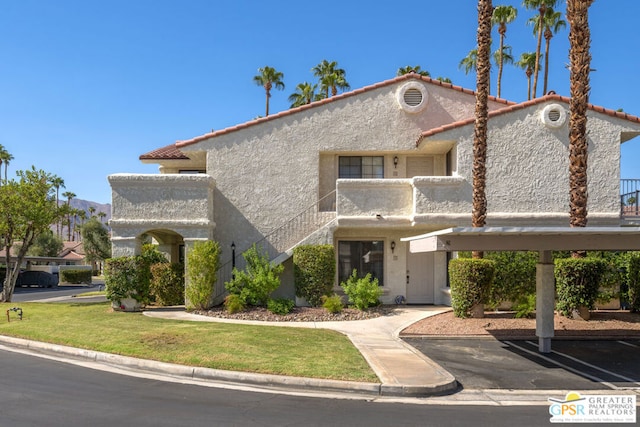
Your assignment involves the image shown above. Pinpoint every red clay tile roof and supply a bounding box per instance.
[173,73,515,149]
[140,144,189,161]
[416,94,640,146]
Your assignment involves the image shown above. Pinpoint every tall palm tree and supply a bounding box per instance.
[567,0,594,244]
[312,60,350,98]
[397,65,430,77]
[253,66,285,117]
[491,5,518,98]
[523,0,559,98]
[472,0,493,261]
[493,44,514,94]
[436,76,453,83]
[0,144,8,186]
[98,211,107,223]
[62,191,76,241]
[50,176,65,237]
[0,151,14,184]
[288,82,324,108]
[541,8,566,95]
[516,52,539,100]
[88,206,96,217]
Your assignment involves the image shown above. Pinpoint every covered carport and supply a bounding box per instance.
[402,226,640,353]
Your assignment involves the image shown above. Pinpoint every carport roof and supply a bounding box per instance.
[402,226,640,253]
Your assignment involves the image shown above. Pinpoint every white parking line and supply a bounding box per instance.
[503,340,620,390]
[618,340,639,349]
[522,340,640,388]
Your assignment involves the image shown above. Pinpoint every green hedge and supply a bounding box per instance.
[628,254,640,312]
[150,263,185,306]
[293,244,336,307]
[60,269,92,284]
[555,258,607,317]
[225,244,283,307]
[104,256,152,307]
[186,241,221,310]
[449,258,495,318]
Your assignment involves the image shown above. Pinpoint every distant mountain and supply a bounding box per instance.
[55,198,111,241]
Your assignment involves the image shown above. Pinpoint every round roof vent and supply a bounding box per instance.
[397,82,429,113]
[540,103,567,129]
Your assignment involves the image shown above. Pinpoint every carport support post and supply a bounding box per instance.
[536,250,555,353]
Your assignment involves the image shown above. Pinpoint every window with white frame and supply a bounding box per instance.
[338,156,384,179]
[338,240,384,286]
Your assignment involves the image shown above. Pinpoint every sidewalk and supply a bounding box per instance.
[143,305,458,397]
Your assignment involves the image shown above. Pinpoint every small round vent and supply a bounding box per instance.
[403,88,423,106]
[540,103,567,129]
[396,82,429,113]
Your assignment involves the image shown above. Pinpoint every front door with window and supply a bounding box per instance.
[406,250,434,304]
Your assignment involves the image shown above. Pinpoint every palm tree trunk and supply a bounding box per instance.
[472,0,493,260]
[567,0,594,258]
[543,31,552,95]
[497,30,505,98]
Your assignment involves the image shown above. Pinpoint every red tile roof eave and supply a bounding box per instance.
[139,144,190,161]
[174,74,515,149]
[416,94,640,147]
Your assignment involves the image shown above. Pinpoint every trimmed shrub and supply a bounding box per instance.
[555,258,607,318]
[224,294,246,314]
[60,269,92,285]
[293,244,336,307]
[186,241,221,310]
[150,262,185,306]
[340,269,382,310]
[225,244,283,307]
[322,294,344,314]
[448,258,495,318]
[104,256,152,307]
[267,298,295,315]
[628,254,640,312]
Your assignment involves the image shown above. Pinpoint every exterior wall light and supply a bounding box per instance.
[390,241,396,253]
[393,156,399,168]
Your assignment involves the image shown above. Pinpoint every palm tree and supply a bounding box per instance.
[0,144,8,186]
[0,151,14,184]
[88,206,96,217]
[491,5,518,98]
[567,0,594,243]
[397,65,430,77]
[98,211,107,223]
[62,191,76,241]
[471,0,493,261]
[541,8,567,95]
[459,49,478,75]
[516,52,539,100]
[436,77,453,83]
[253,66,285,117]
[493,44,514,96]
[312,60,350,98]
[50,176,65,237]
[288,82,324,108]
[523,0,559,98]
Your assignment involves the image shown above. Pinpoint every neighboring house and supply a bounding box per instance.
[108,74,640,306]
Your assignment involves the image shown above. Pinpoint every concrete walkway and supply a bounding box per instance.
[143,305,457,397]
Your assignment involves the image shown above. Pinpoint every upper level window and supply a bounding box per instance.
[339,156,384,179]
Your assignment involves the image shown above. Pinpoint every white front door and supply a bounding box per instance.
[406,250,434,304]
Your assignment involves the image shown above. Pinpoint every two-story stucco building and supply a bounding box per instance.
[108,73,640,306]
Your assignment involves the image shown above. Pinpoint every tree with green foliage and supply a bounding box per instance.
[0,167,64,302]
[186,240,221,310]
[26,229,64,257]
[459,49,478,76]
[253,66,285,117]
[62,190,76,241]
[288,82,324,108]
[312,59,350,98]
[538,7,566,94]
[50,175,65,237]
[523,0,559,98]
[516,52,539,100]
[81,217,111,268]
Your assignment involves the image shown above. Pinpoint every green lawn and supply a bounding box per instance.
[0,302,378,382]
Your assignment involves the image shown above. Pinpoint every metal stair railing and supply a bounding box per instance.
[621,179,640,217]
[213,190,337,300]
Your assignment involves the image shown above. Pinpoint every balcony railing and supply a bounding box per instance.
[621,179,640,218]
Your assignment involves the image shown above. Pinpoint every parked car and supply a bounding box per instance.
[15,271,59,288]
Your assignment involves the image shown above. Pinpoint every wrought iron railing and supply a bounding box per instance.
[621,179,640,217]
[212,191,337,302]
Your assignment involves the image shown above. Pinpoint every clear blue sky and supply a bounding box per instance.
[1,0,638,204]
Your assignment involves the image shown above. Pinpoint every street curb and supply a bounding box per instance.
[0,335,391,397]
